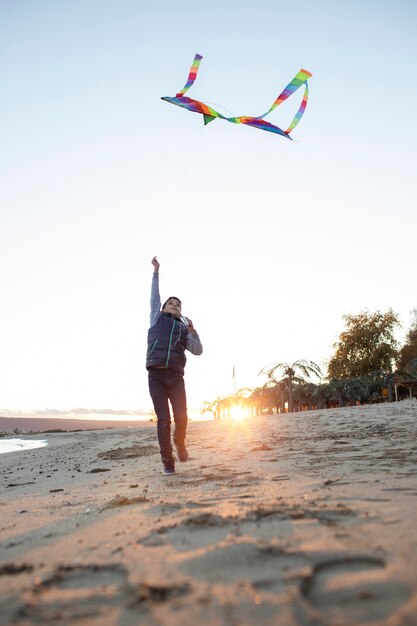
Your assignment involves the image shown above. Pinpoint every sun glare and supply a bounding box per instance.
[229,404,246,422]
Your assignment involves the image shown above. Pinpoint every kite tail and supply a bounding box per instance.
[176,53,203,97]
[285,82,309,134]
[258,68,312,120]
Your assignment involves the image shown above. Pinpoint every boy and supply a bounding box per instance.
[146,257,203,474]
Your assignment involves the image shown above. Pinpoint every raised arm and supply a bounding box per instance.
[150,256,161,326]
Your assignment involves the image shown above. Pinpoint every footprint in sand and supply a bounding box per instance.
[0,563,34,575]
[179,542,308,592]
[139,512,234,552]
[97,444,158,460]
[300,556,410,624]
[16,564,128,623]
[130,581,191,605]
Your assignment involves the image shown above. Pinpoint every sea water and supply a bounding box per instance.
[0,438,48,455]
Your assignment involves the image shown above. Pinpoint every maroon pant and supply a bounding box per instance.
[148,368,188,463]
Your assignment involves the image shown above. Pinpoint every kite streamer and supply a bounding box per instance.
[162,54,312,139]
[285,81,309,134]
[176,53,203,96]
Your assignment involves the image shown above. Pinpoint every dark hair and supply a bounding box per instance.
[162,296,182,309]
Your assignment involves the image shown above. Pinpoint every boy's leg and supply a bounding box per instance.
[148,369,175,467]
[168,370,189,461]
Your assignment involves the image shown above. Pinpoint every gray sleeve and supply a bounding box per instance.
[150,273,161,326]
[186,331,203,355]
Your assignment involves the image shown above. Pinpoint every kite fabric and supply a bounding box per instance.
[162,54,312,139]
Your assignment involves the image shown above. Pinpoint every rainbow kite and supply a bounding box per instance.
[162,54,312,140]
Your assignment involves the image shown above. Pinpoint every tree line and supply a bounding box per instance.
[203,309,417,419]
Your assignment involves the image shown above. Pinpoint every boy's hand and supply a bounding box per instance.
[186,318,197,334]
[151,256,160,272]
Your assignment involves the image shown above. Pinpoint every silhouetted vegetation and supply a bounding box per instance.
[203,309,417,418]
[328,310,399,379]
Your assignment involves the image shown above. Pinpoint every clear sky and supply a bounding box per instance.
[1,0,416,413]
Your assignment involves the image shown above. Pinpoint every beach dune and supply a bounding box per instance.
[1,400,417,625]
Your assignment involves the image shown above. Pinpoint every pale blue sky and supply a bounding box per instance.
[1,0,416,412]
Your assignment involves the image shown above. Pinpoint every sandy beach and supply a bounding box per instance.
[1,400,417,626]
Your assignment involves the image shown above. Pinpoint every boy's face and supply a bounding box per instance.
[163,298,182,319]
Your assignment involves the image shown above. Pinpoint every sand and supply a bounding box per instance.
[1,400,417,626]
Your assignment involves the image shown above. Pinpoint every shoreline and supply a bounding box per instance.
[0,416,153,434]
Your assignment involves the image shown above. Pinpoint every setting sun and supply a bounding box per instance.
[229,404,247,422]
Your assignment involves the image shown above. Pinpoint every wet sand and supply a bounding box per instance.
[1,400,417,626]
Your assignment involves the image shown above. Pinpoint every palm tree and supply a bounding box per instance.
[259,360,323,413]
[293,382,317,411]
[201,396,227,420]
[327,376,371,407]
[247,386,264,415]
[205,389,255,420]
